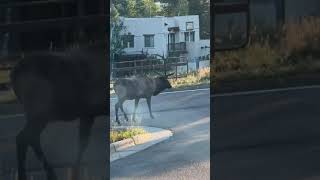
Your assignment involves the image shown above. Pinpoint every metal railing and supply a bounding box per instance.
[168,42,187,52]
[111,56,189,79]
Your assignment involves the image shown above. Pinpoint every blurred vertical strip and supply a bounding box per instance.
[274,0,285,26]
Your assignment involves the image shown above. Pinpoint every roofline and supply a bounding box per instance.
[120,15,199,20]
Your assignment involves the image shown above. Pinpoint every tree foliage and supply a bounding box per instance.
[160,0,189,16]
[160,0,210,39]
[114,0,161,17]
[110,3,126,62]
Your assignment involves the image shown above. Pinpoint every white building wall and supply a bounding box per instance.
[186,39,210,61]
[121,17,168,56]
[173,16,200,42]
[120,15,206,59]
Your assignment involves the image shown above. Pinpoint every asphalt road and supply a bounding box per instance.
[213,86,320,180]
[110,89,210,180]
[0,104,107,179]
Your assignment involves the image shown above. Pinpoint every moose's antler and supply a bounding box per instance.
[165,73,174,77]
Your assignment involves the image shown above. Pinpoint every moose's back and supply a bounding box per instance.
[114,76,156,100]
[11,45,107,120]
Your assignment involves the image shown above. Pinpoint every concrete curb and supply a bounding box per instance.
[110,126,173,162]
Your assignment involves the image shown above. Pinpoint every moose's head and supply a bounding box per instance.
[153,73,173,96]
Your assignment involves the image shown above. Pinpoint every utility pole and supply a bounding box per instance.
[149,2,151,17]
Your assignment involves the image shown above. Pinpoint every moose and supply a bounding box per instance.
[113,73,173,125]
[10,42,107,180]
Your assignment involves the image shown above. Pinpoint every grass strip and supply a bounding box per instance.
[110,128,146,143]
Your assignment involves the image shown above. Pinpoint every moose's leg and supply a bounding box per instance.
[17,120,56,180]
[16,125,30,180]
[29,122,57,180]
[132,98,140,121]
[72,116,94,180]
[119,99,129,122]
[115,102,121,125]
[146,97,154,119]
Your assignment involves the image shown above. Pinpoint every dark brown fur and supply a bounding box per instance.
[10,42,107,180]
[114,74,172,124]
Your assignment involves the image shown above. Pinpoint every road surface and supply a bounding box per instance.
[110,89,210,180]
[213,86,320,180]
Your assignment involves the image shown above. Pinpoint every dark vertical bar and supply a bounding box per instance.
[61,4,67,49]
[77,0,85,42]
[175,57,178,80]
[149,58,152,75]
[99,0,106,15]
[167,34,169,57]
[275,0,285,26]
[210,1,215,180]
[187,58,189,74]
[164,58,167,76]
[211,1,250,178]
[7,2,20,55]
[134,60,137,75]
[1,7,10,56]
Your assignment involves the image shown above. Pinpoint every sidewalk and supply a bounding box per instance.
[110,126,173,162]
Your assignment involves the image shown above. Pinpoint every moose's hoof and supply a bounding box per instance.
[150,115,155,119]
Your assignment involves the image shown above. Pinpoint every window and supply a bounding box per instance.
[121,35,134,48]
[190,31,195,42]
[186,22,194,31]
[144,34,155,47]
[169,33,175,44]
[185,31,195,42]
[184,32,189,42]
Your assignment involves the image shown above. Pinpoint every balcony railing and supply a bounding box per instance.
[168,42,187,52]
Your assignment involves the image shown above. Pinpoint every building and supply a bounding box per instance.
[119,15,210,61]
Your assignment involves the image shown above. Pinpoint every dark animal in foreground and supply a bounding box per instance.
[113,74,173,124]
[10,42,107,180]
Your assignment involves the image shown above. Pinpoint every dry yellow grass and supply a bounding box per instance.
[0,70,10,84]
[214,16,320,77]
[0,89,16,104]
[169,67,210,88]
[215,42,281,73]
[0,70,15,104]
[281,17,320,59]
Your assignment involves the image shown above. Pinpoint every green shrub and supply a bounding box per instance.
[110,128,146,143]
